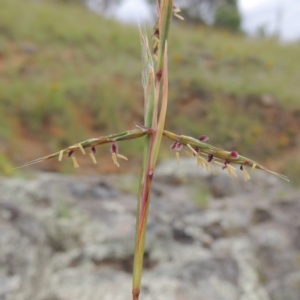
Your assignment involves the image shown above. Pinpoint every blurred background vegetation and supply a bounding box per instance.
[0,0,299,184]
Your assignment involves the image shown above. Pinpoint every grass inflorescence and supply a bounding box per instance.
[4,1,294,298]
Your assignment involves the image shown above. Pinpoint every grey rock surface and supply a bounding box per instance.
[0,162,298,300]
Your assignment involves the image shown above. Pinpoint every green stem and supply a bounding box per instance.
[132,2,173,299]
[132,134,155,300]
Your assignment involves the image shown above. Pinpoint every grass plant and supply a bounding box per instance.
[18,1,290,298]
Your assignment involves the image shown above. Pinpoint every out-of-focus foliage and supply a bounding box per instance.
[0,0,299,181]
[50,0,120,12]
[147,0,241,26]
[52,0,84,4]
[213,3,241,31]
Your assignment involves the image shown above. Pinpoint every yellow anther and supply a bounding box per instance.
[227,165,238,178]
[116,154,128,161]
[197,156,204,167]
[251,163,256,172]
[175,14,184,20]
[198,156,209,170]
[187,144,198,156]
[112,153,120,167]
[175,151,180,165]
[78,143,86,155]
[89,152,97,164]
[214,161,237,177]
[227,164,237,171]
[71,156,80,168]
[197,155,217,175]
[208,164,218,175]
[58,150,63,162]
[242,169,251,181]
[214,161,224,167]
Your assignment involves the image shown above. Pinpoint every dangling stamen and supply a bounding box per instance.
[227,164,238,178]
[67,150,79,168]
[71,156,80,168]
[193,146,199,155]
[110,143,127,167]
[112,153,120,167]
[89,149,97,164]
[197,155,217,175]
[240,165,250,181]
[251,163,257,172]
[90,153,97,164]
[173,5,184,20]
[175,152,180,165]
[214,160,237,177]
[78,143,86,155]
[197,156,205,168]
[209,164,218,175]
[58,150,64,162]
[187,144,198,156]
[171,142,182,165]
[116,154,128,161]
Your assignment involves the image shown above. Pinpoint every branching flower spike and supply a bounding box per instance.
[17,1,289,299]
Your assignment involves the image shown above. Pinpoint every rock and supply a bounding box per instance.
[267,271,300,300]
[252,207,273,224]
[0,172,298,300]
[155,157,210,183]
[155,158,285,198]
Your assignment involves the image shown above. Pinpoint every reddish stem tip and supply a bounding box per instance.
[132,288,140,300]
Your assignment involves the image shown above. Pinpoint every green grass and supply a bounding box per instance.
[169,25,300,108]
[0,0,299,181]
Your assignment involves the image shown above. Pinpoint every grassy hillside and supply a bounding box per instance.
[0,0,299,182]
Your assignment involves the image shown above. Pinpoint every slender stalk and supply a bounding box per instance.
[132,1,173,299]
